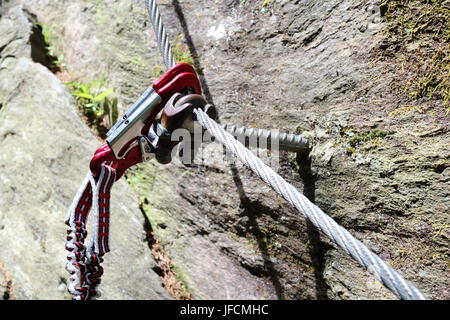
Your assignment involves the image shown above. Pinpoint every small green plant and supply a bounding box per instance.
[150,36,203,78]
[35,22,66,69]
[172,35,195,65]
[35,22,51,47]
[66,80,118,136]
[53,54,66,68]
[172,35,203,75]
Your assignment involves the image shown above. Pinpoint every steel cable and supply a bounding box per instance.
[145,0,427,300]
[194,108,427,300]
[146,0,176,69]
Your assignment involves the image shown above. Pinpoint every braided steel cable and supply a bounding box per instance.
[145,0,427,299]
[145,0,309,152]
[146,0,176,69]
[145,0,307,152]
[194,108,427,300]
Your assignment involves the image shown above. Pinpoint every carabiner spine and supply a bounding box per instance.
[106,90,162,158]
[106,86,156,138]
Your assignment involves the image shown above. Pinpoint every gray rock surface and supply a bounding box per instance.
[0,5,170,299]
[1,0,448,300]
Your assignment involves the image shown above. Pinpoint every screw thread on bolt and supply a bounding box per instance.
[221,124,309,152]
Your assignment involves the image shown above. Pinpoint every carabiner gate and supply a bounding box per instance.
[89,63,202,179]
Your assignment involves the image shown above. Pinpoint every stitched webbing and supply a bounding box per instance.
[65,163,116,300]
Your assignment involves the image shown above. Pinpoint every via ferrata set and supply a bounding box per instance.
[64,0,427,301]
[65,63,217,300]
[90,63,217,180]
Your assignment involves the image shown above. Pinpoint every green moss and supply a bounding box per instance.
[34,22,66,68]
[172,35,203,75]
[152,65,165,79]
[379,0,450,110]
[432,222,449,238]
[123,56,147,68]
[172,35,194,65]
[407,49,449,107]
[346,146,357,155]
[346,129,395,148]
[227,231,241,242]
[261,0,273,7]
[125,165,157,198]
[125,163,184,245]
[171,262,195,295]
[35,22,52,47]
[126,164,193,297]
[381,0,449,39]
[388,105,426,116]
[84,0,102,8]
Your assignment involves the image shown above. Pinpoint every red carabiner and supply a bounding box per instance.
[89,63,202,180]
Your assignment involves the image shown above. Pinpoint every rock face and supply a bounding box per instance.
[1,0,448,300]
[0,5,170,299]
